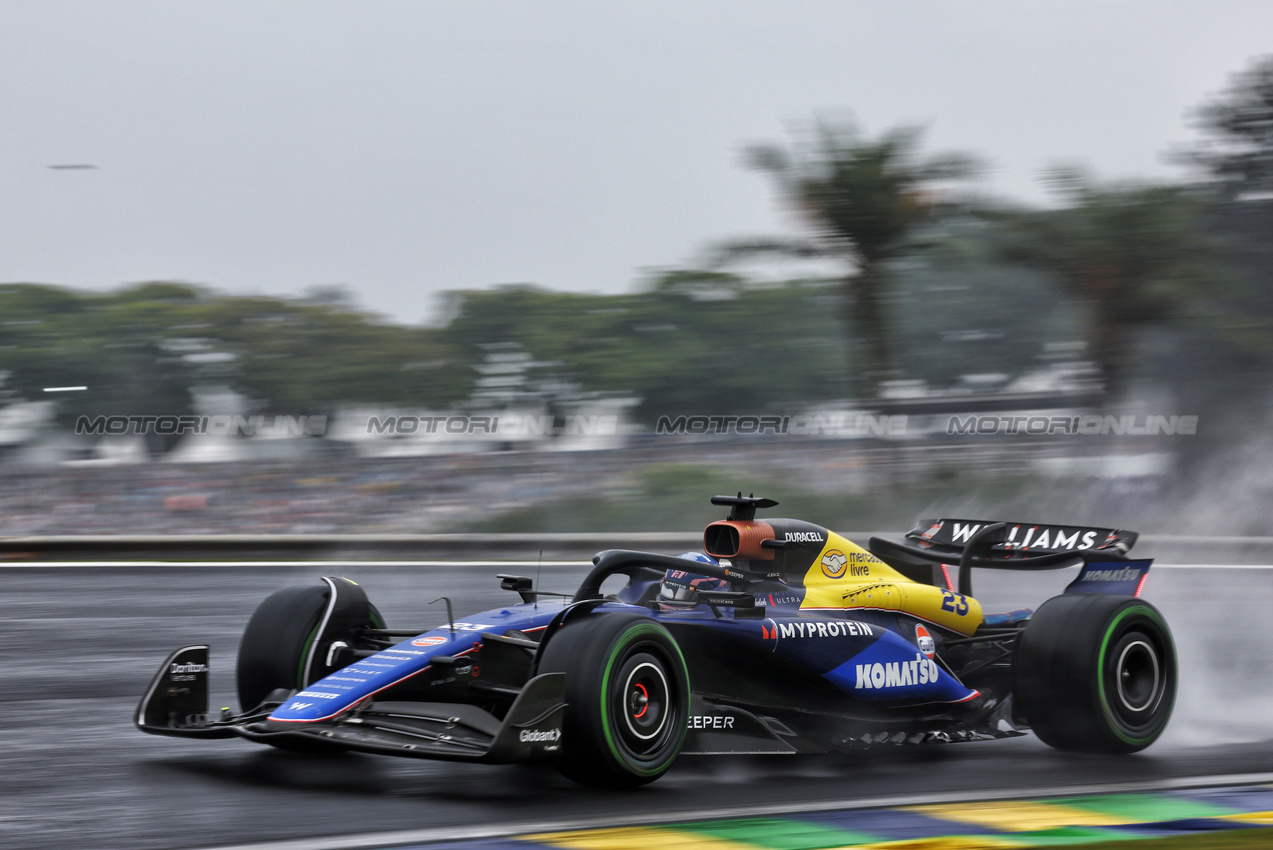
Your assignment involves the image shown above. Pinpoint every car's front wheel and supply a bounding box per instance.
[1014,593,1175,753]
[537,613,689,787]
[236,579,384,751]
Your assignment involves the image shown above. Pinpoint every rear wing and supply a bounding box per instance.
[906,519,1137,557]
[869,518,1141,597]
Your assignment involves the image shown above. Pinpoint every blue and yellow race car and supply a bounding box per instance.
[138,494,1176,787]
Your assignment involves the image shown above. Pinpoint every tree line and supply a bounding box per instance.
[3,56,1272,439]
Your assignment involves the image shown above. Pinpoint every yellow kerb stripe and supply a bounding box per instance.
[904,801,1134,831]
[1221,811,1273,825]
[853,838,1023,850]
[520,827,760,850]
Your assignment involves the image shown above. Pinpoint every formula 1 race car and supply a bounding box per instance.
[138,495,1176,787]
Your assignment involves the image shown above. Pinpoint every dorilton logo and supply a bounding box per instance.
[170,662,208,675]
[518,728,562,743]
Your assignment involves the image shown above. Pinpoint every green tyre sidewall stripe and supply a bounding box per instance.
[298,597,383,690]
[298,622,323,690]
[238,583,383,711]
[1096,604,1175,746]
[598,621,689,778]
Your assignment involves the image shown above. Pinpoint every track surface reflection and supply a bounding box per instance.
[3,562,1271,850]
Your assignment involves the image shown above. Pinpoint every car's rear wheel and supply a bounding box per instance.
[236,581,384,751]
[537,613,689,787]
[1014,593,1175,753]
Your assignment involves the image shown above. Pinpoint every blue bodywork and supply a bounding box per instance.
[270,601,567,723]
[269,583,978,726]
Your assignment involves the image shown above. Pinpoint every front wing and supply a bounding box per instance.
[137,646,566,763]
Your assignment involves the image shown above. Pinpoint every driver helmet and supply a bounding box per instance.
[659,552,728,604]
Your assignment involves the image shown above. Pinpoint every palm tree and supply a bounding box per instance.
[718,120,979,397]
[992,171,1238,401]
[1187,55,1273,198]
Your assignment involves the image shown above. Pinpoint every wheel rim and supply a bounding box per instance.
[1105,628,1168,731]
[611,651,676,756]
[1115,639,1160,712]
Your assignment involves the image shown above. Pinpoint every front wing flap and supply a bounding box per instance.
[136,645,565,763]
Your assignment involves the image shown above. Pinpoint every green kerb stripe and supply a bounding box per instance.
[1052,793,1239,821]
[667,817,883,849]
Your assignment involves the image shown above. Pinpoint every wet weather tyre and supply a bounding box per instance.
[537,614,689,788]
[236,583,383,752]
[237,584,326,712]
[1014,593,1175,753]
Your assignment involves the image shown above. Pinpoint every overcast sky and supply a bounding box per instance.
[2,1,1270,325]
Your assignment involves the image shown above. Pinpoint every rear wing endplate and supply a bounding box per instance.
[1065,560,1152,596]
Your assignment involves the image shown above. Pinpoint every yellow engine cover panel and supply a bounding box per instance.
[799,532,983,635]
[841,583,904,610]
[889,582,983,635]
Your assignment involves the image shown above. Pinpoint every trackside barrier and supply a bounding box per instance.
[0,532,705,561]
[1,532,1273,563]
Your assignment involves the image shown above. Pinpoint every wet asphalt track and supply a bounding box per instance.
[5,560,1273,850]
